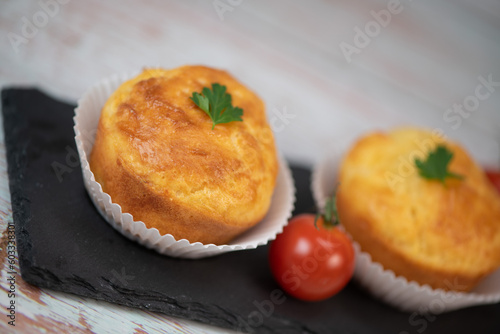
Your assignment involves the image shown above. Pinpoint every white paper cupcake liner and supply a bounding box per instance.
[312,150,500,313]
[74,71,295,259]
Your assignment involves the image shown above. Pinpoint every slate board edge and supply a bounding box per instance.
[21,258,313,334]
[2,89,36,287]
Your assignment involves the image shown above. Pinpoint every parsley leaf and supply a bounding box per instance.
[414,145,464,184]
[190,83,243,129]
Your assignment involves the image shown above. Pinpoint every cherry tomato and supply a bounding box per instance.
[485,170,500,193]
[269,214,355,301]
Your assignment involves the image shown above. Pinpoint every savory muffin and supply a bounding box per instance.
[89,66,278,244]
[337,128,500,291]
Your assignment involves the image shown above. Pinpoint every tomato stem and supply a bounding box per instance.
[315,184,340,229]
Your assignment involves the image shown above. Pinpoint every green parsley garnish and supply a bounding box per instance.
[190,83,243,129]
[415,145,464,184]
[315,185,340,229]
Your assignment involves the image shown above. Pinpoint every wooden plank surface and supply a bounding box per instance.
[1,0,499,333]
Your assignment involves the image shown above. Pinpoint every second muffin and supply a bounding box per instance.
[337,128,500,292]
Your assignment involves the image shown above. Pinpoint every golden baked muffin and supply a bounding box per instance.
[337,128,500,291]
[89,66,278,244]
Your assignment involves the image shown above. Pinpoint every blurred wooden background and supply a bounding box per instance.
[1,0,499,332]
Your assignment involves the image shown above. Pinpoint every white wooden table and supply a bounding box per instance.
[1,0,499,333]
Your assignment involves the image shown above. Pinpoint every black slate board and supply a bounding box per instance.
[2,88,499,334]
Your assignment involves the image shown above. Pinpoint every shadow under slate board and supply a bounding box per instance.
[2,88,498,334]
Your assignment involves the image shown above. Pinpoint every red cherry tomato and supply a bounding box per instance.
[485,170,500,193]
[269,214,355,301]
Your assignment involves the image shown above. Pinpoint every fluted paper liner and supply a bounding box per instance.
[74,72,295,259]
[312,150,500,313]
